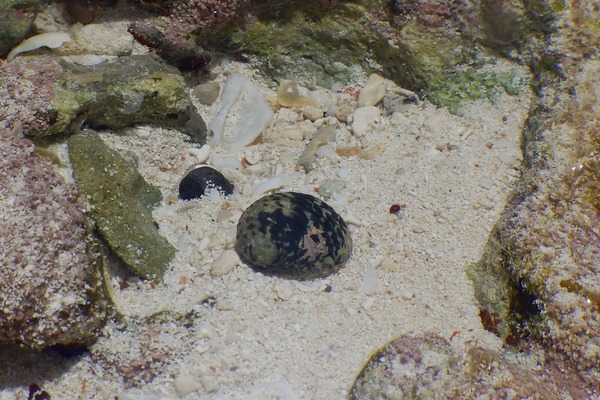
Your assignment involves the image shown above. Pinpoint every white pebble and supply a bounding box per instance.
[248,381,301,400]
[361,297,375,310]
[398,289,415,300]
[197,237,210,252]
[210,154,243,171]
[352,106,381,136]
[174,374,202,397]
[200,376,219,393]
[210,249,240,277]
[344,211,363,227]
[360,265,378,295]
[358,73,387,107]
[315,143,338,159]
[243,148,262,165]
[251,172,288,198]
[337,165,351,179]
[187,144,211,163]
[274,282,294,301]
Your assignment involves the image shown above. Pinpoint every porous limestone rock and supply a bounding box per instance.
[350,333,589,399]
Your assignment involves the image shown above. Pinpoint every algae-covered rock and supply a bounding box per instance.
[198,3,374,89]
[0,0,41,59]
[69,130,175,281]
[0,130,107,350]
[50,54,206,142]
[0,53,206,141]
[197,1,526,114]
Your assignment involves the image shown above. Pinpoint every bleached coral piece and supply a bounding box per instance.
[7,32,71,61]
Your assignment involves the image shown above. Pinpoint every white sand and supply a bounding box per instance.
[1,57,531,398]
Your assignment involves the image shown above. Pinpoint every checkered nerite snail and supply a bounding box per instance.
[234,192,352,279]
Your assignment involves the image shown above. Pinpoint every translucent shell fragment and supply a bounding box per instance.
[235,192,352,279]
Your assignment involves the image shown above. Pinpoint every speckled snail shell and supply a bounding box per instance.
[178,164,233,200]
[234,192,352,279]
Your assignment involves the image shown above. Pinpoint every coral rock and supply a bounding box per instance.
[0,130,107,349]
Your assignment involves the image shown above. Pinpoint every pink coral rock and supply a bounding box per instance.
[0,131,107,349]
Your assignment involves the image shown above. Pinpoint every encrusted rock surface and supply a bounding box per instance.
[0,54,206,141]
[350,333,591,399]
[349,1,600,396]
[128,1,524,111]
[69,129,176,281]
[0,130,107,350]
[0,57,64,136]
[469,0,600,390]
[196,1,525,113]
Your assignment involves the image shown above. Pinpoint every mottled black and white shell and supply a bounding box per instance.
[234,192,352,279]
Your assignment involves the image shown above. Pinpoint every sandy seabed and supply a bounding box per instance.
[1,59,530,399]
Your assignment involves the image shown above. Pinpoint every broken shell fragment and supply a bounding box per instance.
[178,164,233,200]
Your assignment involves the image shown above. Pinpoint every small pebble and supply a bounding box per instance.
[379,258,396,271]
[361,297,375,311]
[302,105,324,121]
[210,249,240,277]
[274,283,294,301]
[200,376,219,393]
[337,165,351,179]
[193,82,221,105]
[277,80,318,107]
[358,73,387,107]
[352,106,381,136]
[360,265,378,295]
[174,373,202,397]
[398,289,415,300]
[318,180,346,199]
[187,144,211,164]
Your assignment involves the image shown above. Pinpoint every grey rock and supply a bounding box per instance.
[193,82,220,105]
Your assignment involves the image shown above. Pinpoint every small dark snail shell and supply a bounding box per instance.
[178,164,233,200]
[234,192,352,279]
